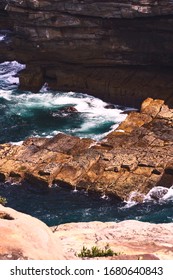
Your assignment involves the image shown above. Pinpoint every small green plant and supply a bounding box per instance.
[19,166,26,171]
[78,244,120,258]
[0,196,7,206]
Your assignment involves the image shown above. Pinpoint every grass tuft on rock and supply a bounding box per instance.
[78,244,120,258]
[0,196,7,206]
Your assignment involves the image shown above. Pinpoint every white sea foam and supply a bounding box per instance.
[0,61,129,141]
[0,35,5,41]
[101,194,109,200]
[0,90,127,139]
[161,186,173,201]
[0,61,25,77]
[0,61,25,91]
[122,191,143,208]
[10,141,24,146]
[0,90,12,100]
[123,185,173,209]
[144,186,170,202]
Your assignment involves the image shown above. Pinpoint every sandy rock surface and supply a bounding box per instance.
[53,220,173,260]
[0,205,65,260]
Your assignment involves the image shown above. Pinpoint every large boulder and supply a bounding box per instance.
[0,205,65,260]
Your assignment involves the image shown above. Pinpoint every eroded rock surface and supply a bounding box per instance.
[0,98,172,201]
[53,220,173,260]
[1,1,173,107]
[0,205,65,260]
[0,205,173,260]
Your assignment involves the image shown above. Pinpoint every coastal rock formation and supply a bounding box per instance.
[1,205,173,260]
[0,98,172,201]
[0,204,65,260]
[53,220,173,260]
[1,1,173,107]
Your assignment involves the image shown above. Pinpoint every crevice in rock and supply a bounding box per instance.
[0,212,14,220]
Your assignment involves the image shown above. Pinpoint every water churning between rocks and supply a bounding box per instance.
[0,183,173,226]
[0,61,173,226]
[0,61,127,144]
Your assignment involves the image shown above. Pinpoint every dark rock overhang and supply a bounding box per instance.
[0,0,173,107]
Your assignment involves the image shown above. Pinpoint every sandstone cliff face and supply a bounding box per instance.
[0,1,173,107]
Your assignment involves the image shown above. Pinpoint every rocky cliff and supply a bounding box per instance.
[1,205,173,260]
[0,0,173,107]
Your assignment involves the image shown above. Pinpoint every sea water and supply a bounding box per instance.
[0,61,127,143]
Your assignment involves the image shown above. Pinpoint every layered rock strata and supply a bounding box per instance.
[0,98,172,201]
[0,1,173,107]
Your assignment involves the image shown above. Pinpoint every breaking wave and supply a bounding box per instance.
[0,61,128,143]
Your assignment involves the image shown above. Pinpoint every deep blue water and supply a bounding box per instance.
[0,59,173,226]
[0,183,173,226]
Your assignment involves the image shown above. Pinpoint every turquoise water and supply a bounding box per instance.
[0,60,173,226]
[0,61,127,144]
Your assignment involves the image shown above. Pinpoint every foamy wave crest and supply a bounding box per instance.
[144,186,173,202]
[0,61,129,142]
[10,141,24,146]
[0,89,12,100]
[0,61,25,89]
[122,191,145,208]
[123,186,173,208]
[0,35,5,41]
[0,88,128,140]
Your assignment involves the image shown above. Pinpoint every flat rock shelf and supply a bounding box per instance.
[0,98,173,202]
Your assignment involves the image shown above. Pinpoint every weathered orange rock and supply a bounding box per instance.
[0,99,172,201]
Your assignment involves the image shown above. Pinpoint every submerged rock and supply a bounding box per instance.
[61,106,78,113]
[0,98,172,201]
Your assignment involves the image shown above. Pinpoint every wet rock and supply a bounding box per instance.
[19,66,44,92]
[60,106,78,113]
[0,173,5,182]
[104,104,116,109]
[146,186,169,201]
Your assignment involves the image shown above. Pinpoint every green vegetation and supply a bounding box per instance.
[18,166,26,171]
[0,196,7,206]
[78,244,120,258]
